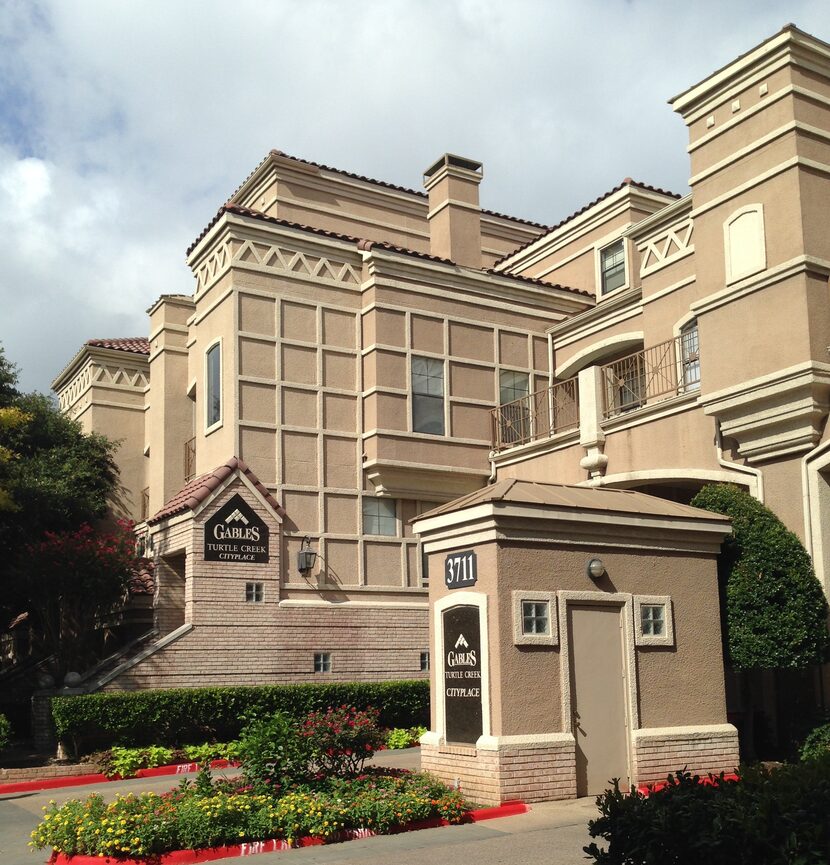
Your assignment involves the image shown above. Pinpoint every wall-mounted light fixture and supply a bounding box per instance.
[586,558,606,580]
[297,536,318,574]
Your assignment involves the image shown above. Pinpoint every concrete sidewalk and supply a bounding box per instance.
[0,748,600,865]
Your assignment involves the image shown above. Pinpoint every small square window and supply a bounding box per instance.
[245,582,263,603]
[512,591,557,646]
[634,596,674,646]
[313,652,331,673]
[420,651,430,671]
[521,600,550,635]
[641,605,665,636]
[363,497,397,536]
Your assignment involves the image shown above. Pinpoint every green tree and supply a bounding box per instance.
[0,343,125,676]
[691,484,830,755]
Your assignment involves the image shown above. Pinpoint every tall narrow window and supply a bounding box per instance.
[206,343,221,428]
[412,356,444,434]
[600,240,626,295]
[362,497,397,536]
[680,319,700,390]
[499,370,530,444]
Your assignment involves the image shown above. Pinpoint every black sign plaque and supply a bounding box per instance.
[442,604,483,745]
[204,494,269,563]
[444,549,477,589]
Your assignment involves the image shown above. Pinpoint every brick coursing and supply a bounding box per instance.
[420,740,576,805]
[632,727,740,786]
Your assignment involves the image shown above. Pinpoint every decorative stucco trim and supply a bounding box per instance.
[632,723,738,741]
[476,732,575,750]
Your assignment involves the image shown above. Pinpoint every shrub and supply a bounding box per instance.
[0,713,11,750]
[386,726,426,749]
[98,745,174,778]
[301,706,385,776]
[585,756,830,864]
[800,720,830,762]
[51,680,429,755]
[182,740,241,764]
[238,712,316,794]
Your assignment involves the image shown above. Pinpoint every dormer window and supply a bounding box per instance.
[600,240,626,295]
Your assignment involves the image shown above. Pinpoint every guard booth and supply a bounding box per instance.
[412,479,739,805]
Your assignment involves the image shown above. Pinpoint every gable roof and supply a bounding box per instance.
[147,456,285,525]
[494,179,682,268]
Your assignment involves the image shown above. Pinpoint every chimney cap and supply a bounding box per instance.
[423,153,483,182]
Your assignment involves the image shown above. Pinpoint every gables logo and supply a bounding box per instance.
[224,508,249,526]
[204,493,269,563]
[454,634,469,649]
[447,632,476,667]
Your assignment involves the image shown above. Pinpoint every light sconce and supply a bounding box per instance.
[586,558,606,580]
[297,536,318,574]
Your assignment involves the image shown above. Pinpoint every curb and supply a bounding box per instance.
[49,801,529,864]
[0,760,238,795]
[636,772,740,796]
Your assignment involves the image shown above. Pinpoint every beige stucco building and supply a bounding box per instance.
[49,23,830,777]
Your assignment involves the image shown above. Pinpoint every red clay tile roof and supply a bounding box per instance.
[86,337,150,355]
[482,268,594,300]
[147,456,285,525]
[128,566,155,596]
[494,179,682,268]
[227,149,550,231]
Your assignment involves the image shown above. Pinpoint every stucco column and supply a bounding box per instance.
[578,367,608,481]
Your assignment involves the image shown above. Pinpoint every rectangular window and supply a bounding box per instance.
[641,604,665,636]
[680,321,701,390]
[412,356,445,435]
[421,546,430,588]
[521,600,550,635]
[362,497,397,536]
[313,652,331,673]
[245,582,263,603]
[206,342,221,428]
[499,370,530,444]
[600,240,626,295]
[419,650,430,671]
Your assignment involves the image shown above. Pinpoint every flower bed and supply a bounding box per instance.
[31,771,468,860]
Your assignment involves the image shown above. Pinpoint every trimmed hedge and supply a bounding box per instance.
[52,680,429,755]
[585,756,830,863]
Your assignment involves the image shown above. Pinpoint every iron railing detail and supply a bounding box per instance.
[491,377,579,451]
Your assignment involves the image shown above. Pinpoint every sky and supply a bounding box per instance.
[2,0,830,393]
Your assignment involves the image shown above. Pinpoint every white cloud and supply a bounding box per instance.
[1,0,829,391]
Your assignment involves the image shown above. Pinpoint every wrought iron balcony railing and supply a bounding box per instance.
[491,377,579,451]
[601,334,699,420]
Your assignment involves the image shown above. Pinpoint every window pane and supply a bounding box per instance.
[500,370,529,405]
[641,604,665,636]
[206,344,221,426]
[362,497,397,536]
[521,600,549,635]
[681,321,700,389]
[412,356,445,434]
[601,241,626,295]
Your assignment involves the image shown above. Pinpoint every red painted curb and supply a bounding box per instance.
[48,802,528,863]
[0,759,238,795]
[636,772,740,796]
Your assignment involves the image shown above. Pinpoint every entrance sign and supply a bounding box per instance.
[442,604,483,744]
[444,549,477,589]
[204,494,269,563]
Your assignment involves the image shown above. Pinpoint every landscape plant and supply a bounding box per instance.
[690,484,830,754]
[799,719,830,762]
[386,725,427,749]
[51,679,429,755]
[584,755,830,864]
[0,713,11,750]
[238,712,317,793]
[300,705,385,775]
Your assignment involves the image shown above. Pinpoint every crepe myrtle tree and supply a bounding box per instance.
[691,484,830,755]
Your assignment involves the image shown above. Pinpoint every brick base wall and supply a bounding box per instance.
[103,605,429,690]
[632,724,740,787]
[420,735,576,806]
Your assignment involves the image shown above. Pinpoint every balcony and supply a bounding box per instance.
[601,334,699,420]
[491,377,579,451]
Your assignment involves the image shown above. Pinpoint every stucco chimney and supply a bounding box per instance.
[423,154,483,268]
